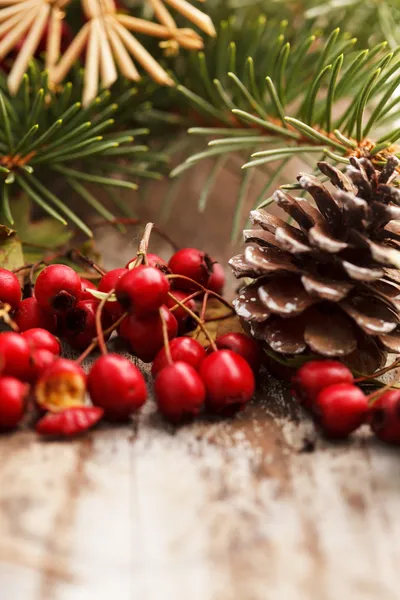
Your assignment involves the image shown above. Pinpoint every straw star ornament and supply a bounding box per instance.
[0,0,215,104]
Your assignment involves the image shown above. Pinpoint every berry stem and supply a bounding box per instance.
[95,290,117,356]
[168,292,217,351]
[92,218,180,252]
[0,303,19,331]
[69,250,107,276]
[76,311,128,364]
[135,222,154,267]
[200,292,209,323]
[159,307,173,366]
[166,274,234,313]
[168,290,202,312]
[354,357,400,383]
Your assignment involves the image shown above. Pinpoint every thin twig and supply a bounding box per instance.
[76,310,128,363]
[160,306,173,365]
[92,218,180,252]
[70,250,107,276]
[168,291,217,351]
[167,274,234,313]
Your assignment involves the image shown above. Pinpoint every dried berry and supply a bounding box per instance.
[36,406,103,437]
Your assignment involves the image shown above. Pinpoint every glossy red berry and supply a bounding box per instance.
[292,360,354,410]
[27,349,57,383]
[154,362,205,423]
[35,358,86,412]
[126,253,170,274]
[115,266,170,316]
[22,328,60,355]
[315,383,367,439]
[215,332,261,373]
[0,268,21,309]
[14,297,57,332]
[0,332,31,381]
[200,349,255,415]
[80,278,98,301]
[88,354,147,420]
[98,268,127,319]
[165,290,196,326]
[368,390,400,444]
[124,306,178,362]
[207,261,225,295]
[60,299,112,350]
[152,337,206,377]
[0,377,28,430]
[168,248,213,291]
[35,264,82,313]
[36,406,103,437]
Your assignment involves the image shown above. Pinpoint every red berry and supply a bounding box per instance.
[200,349,255,415]
[80,278,98,301]
[36,406,103,437]
[292,360,354,410]
[124,306,178,362]
[207,261,225,295]
[35,264,82,313]
[0,377,28,430]
[368,390,400,444]
[0,268,21,309]
[14,297,57,332]
[0,332,31,381]
[115,266,170,316]
[27,348,57,383]
[165,290,196,326]
[35,358,86,412]
[22,328,60,355]
[152,337,206,376]
[315,383,367,439]
[88,354,147,420]
[154,362,205,423]
[60,299,112,351]
[215,332,261,372]
[168,248,213,291]
[126,253,170,274]
[98,268,127,319]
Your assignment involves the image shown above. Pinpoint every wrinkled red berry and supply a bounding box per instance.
[36,406,103,437]
[0,332,31,381]
[126,253,170,274]
[200,349,255,415]
[27,349,57,383]
[168,248,213,291]
[292,360,353,410]
[0,377,28,430]
[207,261,225,295]
[154,362,205,423]
[152,337,206,376]
[368,390,400,444]
[98,268,127,319]
[215,332,261,372]
[14,297,57,332]
[0,268,21,309]
[88,354,147,420]
[22,328,60,355]
[124,306,178,362]
[60,299,112,350]
[35,358,86,411]
[80,278,98,301]
[315,383,367,439]
[35,264,81,313]
[115,266,170,316]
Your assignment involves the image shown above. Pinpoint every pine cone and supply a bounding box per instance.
[230,156,400,373]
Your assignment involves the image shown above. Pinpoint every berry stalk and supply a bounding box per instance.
[168,292,217,351]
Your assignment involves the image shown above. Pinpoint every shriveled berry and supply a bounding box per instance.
[0,377,28,430]
[315,383,367,439]
[200,349,255,415]
[0,332,31,381]
[166,290,196,327]
[124,306,178,362]
[36,406,103,437]
[168,248,213,291]
[27,349,57,383]
[14,297,57,332]
[155,362,205,423]
[152,337,206,377]
[60,299,112,351]
[98,268,127,319]
[88,354,147,420]
[368,390,400,444]
[35,358,86,411]
[35,264,81,313]
[116,266,170,316]
[80,278,98,301]
[207,261,225,295]
[0,268,21,309]
[22,328,60,355]
[215,332,261,373]
[126,253,170,274]
[292,360,353,410]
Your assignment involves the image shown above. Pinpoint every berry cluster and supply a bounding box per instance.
[0,226,261,436]
[292,361,400,444]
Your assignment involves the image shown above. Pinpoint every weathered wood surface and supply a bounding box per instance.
[1,225,400,600]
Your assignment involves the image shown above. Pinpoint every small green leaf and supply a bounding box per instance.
[0,225,24,271]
